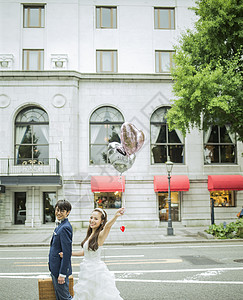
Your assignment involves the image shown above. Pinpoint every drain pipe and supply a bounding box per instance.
[31,186,35,228]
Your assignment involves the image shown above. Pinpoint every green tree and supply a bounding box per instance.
[167,0,243,141]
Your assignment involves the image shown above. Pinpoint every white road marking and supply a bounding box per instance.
[0,243,243,252]
[0,255,144,260]
[1,266,243,277]
[113,266,243,274]
[104,244,243,250]
[115,279,243,285]
[0,276,243,285]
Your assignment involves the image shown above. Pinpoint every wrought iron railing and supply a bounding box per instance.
[0,158,60,175]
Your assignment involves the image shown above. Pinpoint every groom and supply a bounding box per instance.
[49,199,73,300]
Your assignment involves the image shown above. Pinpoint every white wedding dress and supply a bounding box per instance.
[73,240,123,300]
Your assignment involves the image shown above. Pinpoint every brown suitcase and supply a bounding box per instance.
[38,276,74,300]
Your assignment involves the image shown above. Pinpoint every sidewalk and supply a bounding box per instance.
[1,224,242,247]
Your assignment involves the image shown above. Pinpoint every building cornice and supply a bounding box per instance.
[0,71,173,82]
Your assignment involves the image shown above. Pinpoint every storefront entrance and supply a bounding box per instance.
[158,192,180,222]
[15,192,26,224]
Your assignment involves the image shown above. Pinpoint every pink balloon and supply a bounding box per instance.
[120,122,145,155]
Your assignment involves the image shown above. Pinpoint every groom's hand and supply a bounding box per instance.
[58,275,65,284]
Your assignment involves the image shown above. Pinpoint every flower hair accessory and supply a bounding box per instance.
[95,208,106,217]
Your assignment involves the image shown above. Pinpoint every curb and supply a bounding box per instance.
[197,231,215,239]
[1,238,243,247]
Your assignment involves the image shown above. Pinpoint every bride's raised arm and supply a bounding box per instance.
[98,208,125,246]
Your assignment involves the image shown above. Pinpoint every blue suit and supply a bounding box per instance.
[49,218,73,300]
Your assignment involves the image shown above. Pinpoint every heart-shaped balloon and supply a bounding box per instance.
[120,226,125,232]
[108,142,136,173]
[121,122,145,155]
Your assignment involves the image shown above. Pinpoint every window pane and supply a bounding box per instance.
[24,8,28,27]
[41,8,44,27]
[108,125,121,143]
[204,145,219,163]
[29,51,39,70]
[16,125,31,144]
[23,51,28,70]
[16,145,32,163]
[161,52,171,72]
[168,145,184,163]
[34,145,49,163]
[170,9,175,28]
[96,51,101,72]
[96,8,100,28]
[168,130,181,143]
[151,107,168,122]
[102,52,112,71]
[151,145,167,163]
[39,51,44,70]
[208,126,219,143]
[90,106,124,123]
[220,145,235,163]
[155,52,160,72]
[220,126,233,143]
[44,192,56,223]
[159,9,169,29]
[210,190,234,207]
[32,125,49,144]
[90,145,109,164]
[113,51,117,72]
[90,124,107,144]
[112,8,117,28]
[151,124,166,143]
[29,8,40,27]
[16,107,49,123]
[102,8,111,28]
[154,10,159,28]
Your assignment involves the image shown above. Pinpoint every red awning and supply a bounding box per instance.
[208,175,243,191]
[91,176,125,192]
[154,175,190,192]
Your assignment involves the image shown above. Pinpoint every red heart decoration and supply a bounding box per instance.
[120,226,125,232]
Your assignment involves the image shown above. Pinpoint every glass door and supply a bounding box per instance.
[15,192,26,224]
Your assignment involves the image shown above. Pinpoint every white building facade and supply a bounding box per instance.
[0,0,242,230]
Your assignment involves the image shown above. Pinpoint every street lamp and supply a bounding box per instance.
[165,156,174,236]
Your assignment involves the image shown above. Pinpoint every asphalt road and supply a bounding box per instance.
[0,242,243,300]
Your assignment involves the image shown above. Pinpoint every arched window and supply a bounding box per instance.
[15,106,49,165]
[150,107,184,164]
[204,125,236,164]
[90,106,124,165]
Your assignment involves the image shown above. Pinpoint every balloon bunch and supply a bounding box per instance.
[108,122,145,174]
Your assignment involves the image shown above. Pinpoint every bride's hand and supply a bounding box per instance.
[116,208,125,217]
[59,252,63,258]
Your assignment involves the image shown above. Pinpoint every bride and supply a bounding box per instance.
[60,207,125,299]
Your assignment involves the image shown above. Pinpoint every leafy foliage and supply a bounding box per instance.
[206,218,243,239]
[167,0,243,141]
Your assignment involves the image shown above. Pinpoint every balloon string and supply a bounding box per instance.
[120,173,125,208]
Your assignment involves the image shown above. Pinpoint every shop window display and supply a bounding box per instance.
[94,192,122,209]
[210,190,234,207]
[158,192,179,221]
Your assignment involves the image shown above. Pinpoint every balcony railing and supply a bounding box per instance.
[0,158,60,175]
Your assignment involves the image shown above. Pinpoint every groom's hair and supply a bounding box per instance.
[55,199,72,212]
